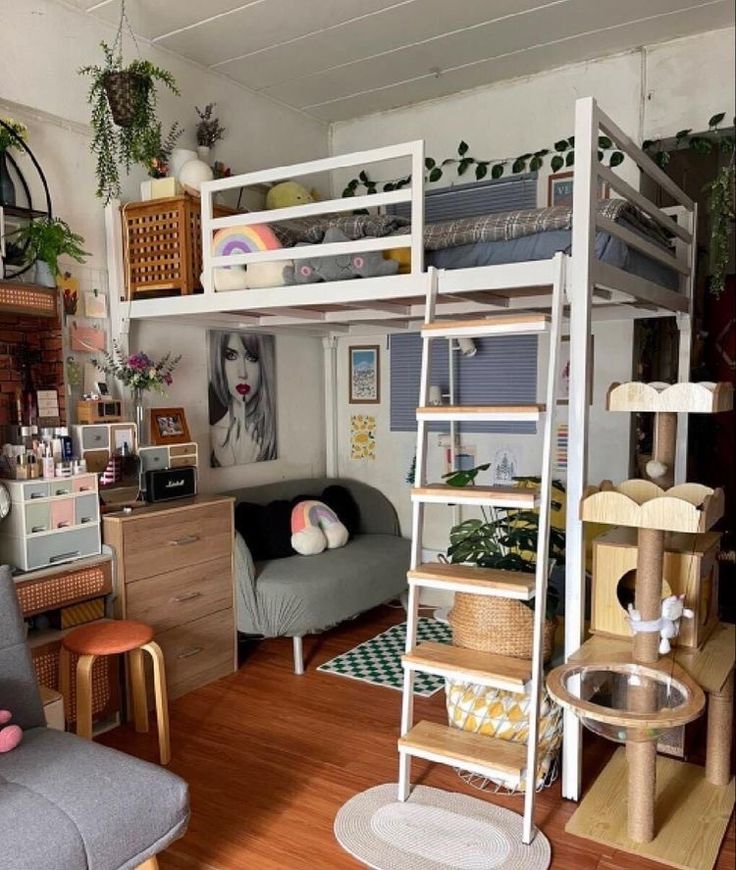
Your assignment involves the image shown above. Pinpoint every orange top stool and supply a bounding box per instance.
[60,619,170,765]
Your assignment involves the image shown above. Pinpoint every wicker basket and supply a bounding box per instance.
[121,194,232,299]
[449,593,557,662]
[103,71,145,127]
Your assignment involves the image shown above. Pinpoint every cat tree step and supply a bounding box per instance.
[402,642,532,693]
[407,562,536,599]
[421,313,548,338]
[398,720,526,786]
[412,484,538,509]
[416,405,544,422]
[607,381,734,414]
[581,480,724,534]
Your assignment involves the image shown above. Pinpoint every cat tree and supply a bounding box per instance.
[548,381,733,862]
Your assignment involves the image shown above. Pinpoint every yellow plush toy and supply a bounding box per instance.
[266,181,315,210]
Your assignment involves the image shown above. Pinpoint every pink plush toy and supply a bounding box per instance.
[0,710,22,753]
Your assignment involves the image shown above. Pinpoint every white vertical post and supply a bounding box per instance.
[201,182,214,294]
[410,141,425,275]
[323,336,339,477]
[674,205,696,483]
[561,97,598,801]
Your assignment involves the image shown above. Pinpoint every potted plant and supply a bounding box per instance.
[13,217,90,287]
[80,42,179,203]
[195,103,225,160]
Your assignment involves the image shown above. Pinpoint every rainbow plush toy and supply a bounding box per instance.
[291,500,348,556]
[211,224,287,290]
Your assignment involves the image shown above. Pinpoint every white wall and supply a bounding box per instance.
[329,27,735,547]
[1,0,330,490]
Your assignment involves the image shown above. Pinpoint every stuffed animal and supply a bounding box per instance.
[283,228,400,284]
[0,710,22,753]
[291,500,349,556]
[627,593,695,654]
[266,181,315,211]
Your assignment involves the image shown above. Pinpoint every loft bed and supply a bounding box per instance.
[105,97,696,802]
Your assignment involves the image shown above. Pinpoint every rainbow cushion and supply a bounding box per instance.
[212,224,281,269]
[291,499,348,556]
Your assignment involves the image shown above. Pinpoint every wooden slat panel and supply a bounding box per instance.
[412,484,538,508]
[408,562,536,598]
[403,642,531,691]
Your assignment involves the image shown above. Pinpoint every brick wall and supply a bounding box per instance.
[0,314,65,426]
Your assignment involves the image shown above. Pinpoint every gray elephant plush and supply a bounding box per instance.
[283,228,399,284]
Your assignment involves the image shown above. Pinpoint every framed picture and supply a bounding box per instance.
[207,331,278,467]
[349,345,380,404]
[557,336,594,405]
[149,407,191,445]
[547,171,610,207]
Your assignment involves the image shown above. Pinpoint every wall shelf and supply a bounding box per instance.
[0,280,58,318]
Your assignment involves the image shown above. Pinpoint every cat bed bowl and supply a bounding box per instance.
[580,479,724,533]
[606,381,734,414]
[546,660,705,743]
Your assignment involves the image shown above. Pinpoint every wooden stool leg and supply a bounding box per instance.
[59,646,72,728]
[142,642,170,765]
[129,648,149,734]
[75,654,96,740]
[706,671,734,786]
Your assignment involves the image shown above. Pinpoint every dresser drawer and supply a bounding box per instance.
[156,610,234,700]
[126,555,232,632]
[122,503,232,582]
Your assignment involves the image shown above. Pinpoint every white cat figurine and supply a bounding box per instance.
[627,594,694,654]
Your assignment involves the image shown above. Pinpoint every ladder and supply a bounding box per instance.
[397,255,566,845]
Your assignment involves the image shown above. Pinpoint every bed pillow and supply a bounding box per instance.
[271,213,409,246]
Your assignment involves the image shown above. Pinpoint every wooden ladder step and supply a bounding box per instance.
[403,642,531,692]
[417,404,544,422]
[422,313,549,338]
[398,720,526,784]
[408,562,536,599]
[411,484,538,508]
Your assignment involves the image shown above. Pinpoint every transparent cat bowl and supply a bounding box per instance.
[546,660,705,743]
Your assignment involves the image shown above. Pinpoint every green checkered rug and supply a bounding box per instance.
[317,618,452,697]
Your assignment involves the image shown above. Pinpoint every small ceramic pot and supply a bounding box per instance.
[34,260,56,288]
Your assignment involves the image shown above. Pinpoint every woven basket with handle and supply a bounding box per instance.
[449,592,557,662]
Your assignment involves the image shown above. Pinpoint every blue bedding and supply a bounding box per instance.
[427,223,679,290]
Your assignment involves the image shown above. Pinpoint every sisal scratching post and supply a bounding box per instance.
[633,528,665,663]
[627,740,657,842]
[651,411,677,489]
[706,671,734,786]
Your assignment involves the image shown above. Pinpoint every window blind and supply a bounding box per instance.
[389,333,538,433]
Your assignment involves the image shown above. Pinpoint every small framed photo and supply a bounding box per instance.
[348,345,380,404]
[149,407,191,445]
[547,171,609,207]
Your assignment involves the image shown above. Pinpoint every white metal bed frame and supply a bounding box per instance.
[107,97,696,801]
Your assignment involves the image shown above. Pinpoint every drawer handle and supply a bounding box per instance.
[173,591,203,603]
[78,486,92,492]
[31,525,47,533]
[54,489,70,496]
[178,646,204,660]
[30,492,44,500]
[49,550,80,563]
[80,516,94,524]
[168,535,199,546]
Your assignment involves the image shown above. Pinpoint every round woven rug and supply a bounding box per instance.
[334,784,551,870]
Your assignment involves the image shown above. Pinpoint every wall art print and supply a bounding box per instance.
[349,345,380,404]
[208,330,277,467]
[350,414,376,460]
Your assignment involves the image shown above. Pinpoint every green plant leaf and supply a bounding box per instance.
[598,136,613,149]
[690,136,713,153]
[534,149,550,157]
[609,151,624,167]
[425,157,436,170]
[458,159,471,176]
[342,187,354,197]
[442,462,491,487]
[512,158,526,174]
[708,112,726,128]
[642,139,655,151]
[458,140,469,155]
[567,136,575,147]
[554,140,569,152]
[475,162,488,180]
[348,178,359,190]
[550,155,564,172]
[565,151,575,167]
[675,128,692,141]
[597,150,603,161]
[441,158,456,166]
[491,163,505,179]
[428,167,442,182]
[358,170,368,182]
[383,182,395,191]
[529,156,542,171]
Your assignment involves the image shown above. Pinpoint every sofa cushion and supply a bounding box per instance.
[0,727,189,870]
[0,779,87,870]
[254,533,409,636]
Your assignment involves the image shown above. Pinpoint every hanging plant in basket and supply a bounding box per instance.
[80,41,179,203]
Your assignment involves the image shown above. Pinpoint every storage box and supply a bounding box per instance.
[122,194,232,299]
[140,176,182,201]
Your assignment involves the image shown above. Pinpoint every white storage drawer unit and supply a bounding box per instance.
[0,474,101,571]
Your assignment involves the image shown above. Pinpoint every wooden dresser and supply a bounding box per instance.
[102,495,236,700]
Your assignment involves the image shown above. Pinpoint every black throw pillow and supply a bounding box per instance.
[235,499,294,561]
[321,485,361,537]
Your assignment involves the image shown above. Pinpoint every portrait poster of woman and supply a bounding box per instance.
[208,331,278,467]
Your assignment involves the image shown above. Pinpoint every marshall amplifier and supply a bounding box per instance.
[144,466,197,503]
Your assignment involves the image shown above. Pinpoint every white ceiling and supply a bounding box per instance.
[71,0,734,122]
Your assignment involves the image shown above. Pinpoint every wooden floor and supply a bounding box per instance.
[99,605,735,870]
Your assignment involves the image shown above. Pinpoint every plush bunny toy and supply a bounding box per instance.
[627,593,695,655]
[0,710,22,753]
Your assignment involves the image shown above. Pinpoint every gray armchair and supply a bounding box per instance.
[0,566,189,870]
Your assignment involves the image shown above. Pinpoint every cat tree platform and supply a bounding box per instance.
[581,480,724,534]
[607,381,734,413]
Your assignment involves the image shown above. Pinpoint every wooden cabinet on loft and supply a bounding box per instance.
[121,194,233,299]
[102,495,236,701]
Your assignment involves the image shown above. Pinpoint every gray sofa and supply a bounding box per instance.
[227,477,410,673]
[0,566,189,870]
